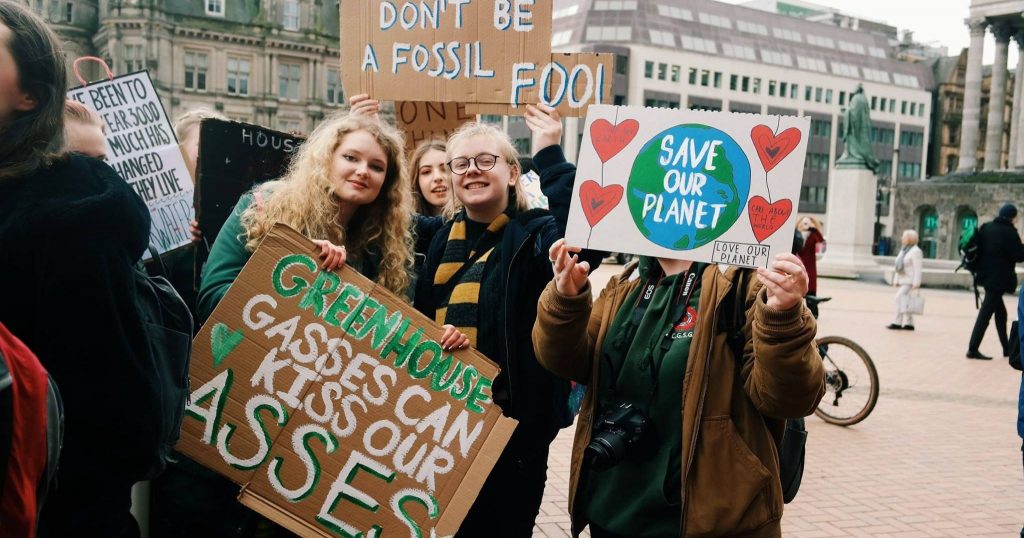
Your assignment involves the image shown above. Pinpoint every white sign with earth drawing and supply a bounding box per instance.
[565,105,810,269]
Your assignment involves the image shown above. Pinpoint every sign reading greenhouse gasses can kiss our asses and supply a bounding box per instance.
[565,105,810,269]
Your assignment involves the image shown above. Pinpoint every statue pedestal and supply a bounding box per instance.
[817,165,880,279]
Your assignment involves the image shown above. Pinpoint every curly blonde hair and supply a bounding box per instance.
[241,112,414,297]
[443,122,531,220]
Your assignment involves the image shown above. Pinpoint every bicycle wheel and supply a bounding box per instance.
[813,335,879,426]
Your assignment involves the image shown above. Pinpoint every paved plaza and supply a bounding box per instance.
[533,264,1023,537]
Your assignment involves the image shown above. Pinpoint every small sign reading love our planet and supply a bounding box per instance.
[565,105,810,269]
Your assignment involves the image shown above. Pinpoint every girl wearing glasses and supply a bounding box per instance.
[413,104,603,537]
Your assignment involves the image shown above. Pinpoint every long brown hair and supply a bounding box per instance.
[0,1,67,180]
[409,140,447,215]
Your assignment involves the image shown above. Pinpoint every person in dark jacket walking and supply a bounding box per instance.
[0,3,161,535]
[413,105,602,537]
[967,203,1024,360]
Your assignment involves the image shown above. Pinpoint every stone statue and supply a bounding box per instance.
[837,84,880,172]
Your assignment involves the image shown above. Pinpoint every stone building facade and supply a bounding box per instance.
[930,50,1015,176]
[25,0,344,134]
[892,178,1024,260]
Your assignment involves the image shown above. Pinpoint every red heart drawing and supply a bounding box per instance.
[748,196,793,243]
[579,180,623,227]
[591,119,639,163]
[751,125,802,173]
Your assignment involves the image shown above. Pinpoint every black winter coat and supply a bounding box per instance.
[413,145,602,441]
[0,155,162,482]
[977,217,1024,293]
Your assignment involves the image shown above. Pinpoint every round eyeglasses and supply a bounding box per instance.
[447,153,501,175]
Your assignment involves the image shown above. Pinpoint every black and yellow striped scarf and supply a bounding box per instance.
[433,211,510,346]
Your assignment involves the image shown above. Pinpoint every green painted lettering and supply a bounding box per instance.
[184,368,234,444]
[316,451,394,538]
[324,283,365,327]
[430,354,464,393]
[348,297,382,341]
[298,270,341,317]
[408,340,442,379]
[272,254,317,297]
[381,320,425,368]
[450,365,478,400]
[465,376,493,414]
[268,424,338,502]
[216,395,288,471]
[393,491,440,538]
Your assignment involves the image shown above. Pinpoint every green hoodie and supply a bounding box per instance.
[582,257,703,537]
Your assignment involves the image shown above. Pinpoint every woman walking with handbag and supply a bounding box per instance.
[888,229,924,330]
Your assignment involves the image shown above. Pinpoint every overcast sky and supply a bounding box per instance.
[719,0,1019,65]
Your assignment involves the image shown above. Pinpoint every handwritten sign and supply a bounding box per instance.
[194,119,304,288]
[341,1,608,116]
[178,224,516,537]
[394,101,474,153]
[68,71,193,257]
[565,105,810,268]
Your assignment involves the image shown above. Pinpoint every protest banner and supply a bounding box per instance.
[194,119,304,288]
[340,1,609,116]
[67,71,193,257]
[394,101,474,153]
[179,224,517,537]
[519,170,548,210]
[565,105,810,269]
[464,52,614,117]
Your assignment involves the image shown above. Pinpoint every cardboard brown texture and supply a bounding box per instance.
[395,101,475,153]
[340,1,553,107]
[464,52,614,117]
[178,224,517,537]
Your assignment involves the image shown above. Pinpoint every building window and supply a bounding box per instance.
[772,28,802,42]
[918,207,938,258]
[656,4,692,20]
[585,26,631,41]
[698,12,732,29]
[594,0,638,9]
[679,35,716,54]
[811,119,831,138]
[551,30,572,47]
[614,94,625,105]
[205,0,224,16]
[789,83,798,99]
[804,152,829,171]
[713,72,722,88]
[768,80,777,96]
[553,5,580,19]
[658,63,667,81]
[690,68,698,85]
[825,89,833,104]
[227,56,250,96]
[796,56,827,72]
[893,74,920,88]
[700,69,710,87]
[806,35,834,48]
[805,85,812,101]
[761,51,792,67]
[741,76,750,93]
[649,29,675,47]
[729,74,738,90]
[282,0,299,30]
[752,78,761,94]
[671,65,680,83]
[870,127,894,144]
[644,61,653,79]
[278,117,302,133]
[64,1,73,22]
[736,20,767,35]
[122,43,144,72]
[838,40,866,55]
[615,55,628,75]
[909,102,917,116]
[645,98,680,109]
[831,62,859,78]
[184,51,208,91]
[278,62,301,101]
[722,43,757,61]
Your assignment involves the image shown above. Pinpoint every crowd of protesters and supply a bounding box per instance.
[0,2,825,537]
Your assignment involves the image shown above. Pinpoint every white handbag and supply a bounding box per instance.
[899,293,925,315]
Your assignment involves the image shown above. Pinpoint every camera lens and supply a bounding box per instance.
[585,429,630,470]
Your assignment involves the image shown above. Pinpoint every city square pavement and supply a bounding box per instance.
[532,263,1023,537]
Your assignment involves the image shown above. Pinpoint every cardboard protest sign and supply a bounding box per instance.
[194,119,304,288]
[394,101,474,152]
[565,105,810,268]
[519,170,548,210]
[341,2,606,115]
[67,71,193,257]
[464,52,614,118]
[179,224,517,537]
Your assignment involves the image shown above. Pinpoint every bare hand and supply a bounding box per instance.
[348,94,381,118]
[440,325,470,351]
[312,240,347,271]
[524,103,562,150]
[190,220,202,243]
[756,253,808,311]
[549,238,590,296]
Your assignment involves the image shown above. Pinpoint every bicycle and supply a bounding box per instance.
[805,295,880,426]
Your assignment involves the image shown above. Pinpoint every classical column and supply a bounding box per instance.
[958,18,987,173]
[984,23,1012,170]
[1008,33,1024,168]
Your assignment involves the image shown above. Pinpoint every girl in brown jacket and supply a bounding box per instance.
[533,243,825,537]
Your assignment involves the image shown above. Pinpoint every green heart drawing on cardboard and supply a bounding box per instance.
[211,322,244,368]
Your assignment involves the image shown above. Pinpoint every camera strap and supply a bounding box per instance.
[629,267,701,398]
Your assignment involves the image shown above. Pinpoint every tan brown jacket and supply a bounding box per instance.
[532,262,825,537]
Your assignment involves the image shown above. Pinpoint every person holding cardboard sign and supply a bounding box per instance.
[533,244,824,537]
[413,105,604,537]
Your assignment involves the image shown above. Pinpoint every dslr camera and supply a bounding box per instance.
[585,400,656,470]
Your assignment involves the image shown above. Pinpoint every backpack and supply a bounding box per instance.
[137,247,194,479]
[956,225,983,308]
[0,323,64,537]
[718,268,806,504]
